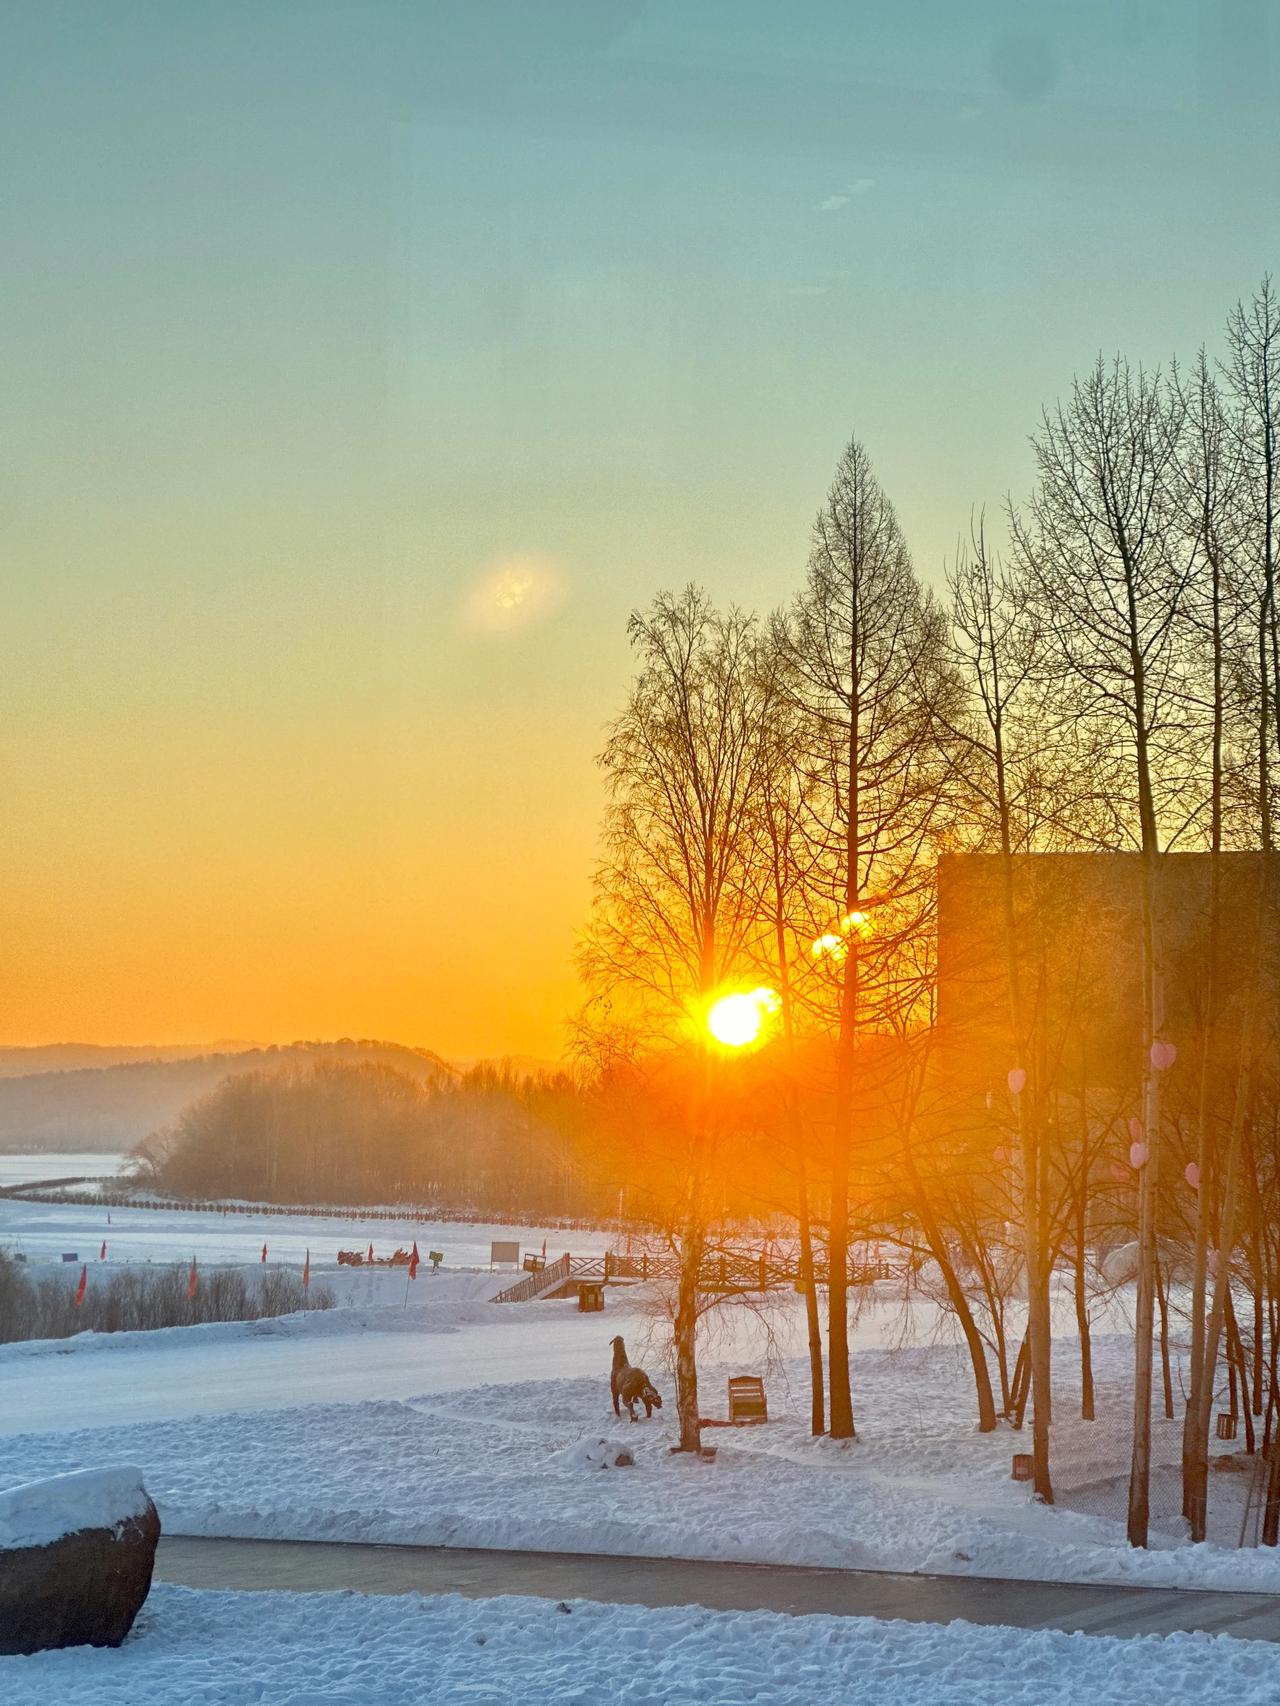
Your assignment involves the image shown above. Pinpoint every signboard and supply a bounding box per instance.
[489,1240,520,1267]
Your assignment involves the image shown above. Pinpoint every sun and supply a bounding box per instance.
[706,988,779,1050]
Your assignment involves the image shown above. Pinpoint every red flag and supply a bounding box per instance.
[99,1240,107,1261]
[409,1248,419,1280]
[187,1256,198,1300]
[73,1263,87,1307]
[367,1242,374,1264]
[303,1248,311,1289]
[261,1242,268,1263]
[411,1240,420,1263]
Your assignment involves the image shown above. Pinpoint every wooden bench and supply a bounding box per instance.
[727,1376,768,1425]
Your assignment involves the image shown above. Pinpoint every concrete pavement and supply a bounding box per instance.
[155,1535,1280,1642]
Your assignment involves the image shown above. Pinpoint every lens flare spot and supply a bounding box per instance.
[811,932,844,961]
[460,554,567,635]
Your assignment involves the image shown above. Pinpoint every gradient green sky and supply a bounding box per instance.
[1,2,1275,1058]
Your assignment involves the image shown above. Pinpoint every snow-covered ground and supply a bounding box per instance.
[7,1584,1280,1706]
[0,1288,1272,1594]
[1,1192,1272,1599]
[0,1271,658,1433]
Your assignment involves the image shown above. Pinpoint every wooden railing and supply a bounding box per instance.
[492,1252,572,1304]
[492,1247,895,1301]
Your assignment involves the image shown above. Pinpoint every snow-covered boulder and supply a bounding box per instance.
[0,1466,159,1655]
[552,1437,635,1470]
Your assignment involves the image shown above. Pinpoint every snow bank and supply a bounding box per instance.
[0,1467,150,1551]
[7,1584,1280,1705]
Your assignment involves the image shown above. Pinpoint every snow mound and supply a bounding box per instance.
[0,1465,151,1550]
[551,1435,635,1470]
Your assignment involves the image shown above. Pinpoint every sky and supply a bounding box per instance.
[1,1,1276,1060]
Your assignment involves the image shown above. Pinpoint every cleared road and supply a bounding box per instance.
[155,1535,1280,1642]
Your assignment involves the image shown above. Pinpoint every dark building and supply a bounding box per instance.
[936,852,1278,1103]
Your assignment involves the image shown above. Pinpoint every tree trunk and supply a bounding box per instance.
[1011,1335,1031,1429]
[1156,1252,1174,1421]
[796,1158,825,1437]
[1127,849,1164,1547]
[1226,1296,1255,1454]
[827,954,858,1440]
[918,1213,998,1432]
[1001,862,1052,1500]
[1185,873,1264,1541]
[1074,1123,1095,1421]
[1262,1383,1280,1544]
[673,1226,703,1452]
[673,1053,711,1455]
[1182,852,1222,1519]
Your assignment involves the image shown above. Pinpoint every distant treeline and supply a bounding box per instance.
[134,1060,623,1218]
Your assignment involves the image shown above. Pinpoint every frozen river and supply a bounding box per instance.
[0,1192,618,1272]
[0,1150,128,1188]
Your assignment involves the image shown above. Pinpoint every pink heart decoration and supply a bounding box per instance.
[1129,1141,1149,1169]
[1150,1040,1178,1072]
[1185,1162,1200,1191]
[1007,1068,1027,1096]
[1128,1116,1143,1142]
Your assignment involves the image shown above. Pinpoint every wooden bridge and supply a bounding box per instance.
[492,1247,892,1303]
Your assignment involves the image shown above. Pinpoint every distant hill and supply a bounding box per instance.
[0,1040,457,1153]
[0,1042,259,1079]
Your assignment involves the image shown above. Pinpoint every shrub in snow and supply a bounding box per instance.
[0,1251,334,1343]
[0,1467,159,1655]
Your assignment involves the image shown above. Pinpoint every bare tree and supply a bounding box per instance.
[1170,350,1250,1536]
[1012,357,1193,1546]
[780,436,957,1439]
[944,518,1057,1499]
[578,587,771,1452]
[1222,277,1280,850]
[748,637,828,1434]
